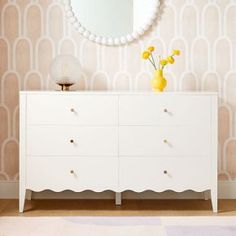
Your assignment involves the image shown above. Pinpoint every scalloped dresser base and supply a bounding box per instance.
[19,92,218,213]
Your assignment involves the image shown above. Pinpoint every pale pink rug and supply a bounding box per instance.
[0,216,236,236]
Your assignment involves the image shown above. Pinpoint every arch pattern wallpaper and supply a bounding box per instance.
[0,0,236,182]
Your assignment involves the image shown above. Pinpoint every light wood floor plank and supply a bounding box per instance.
[1,200,236,216]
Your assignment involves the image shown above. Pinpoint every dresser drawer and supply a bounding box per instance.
[27,126,118,156]
[26,158,118,191]
[119,126,210,157]
[119,157,211,191]
[27,94,118,125]
[119,95,211,125]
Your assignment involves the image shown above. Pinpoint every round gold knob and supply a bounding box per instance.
[164,108,168,113]
[70,139,74,143]
[164,170,168,174]
[163,139,168,143]
[70,170,74,174]
[70,108,75,112]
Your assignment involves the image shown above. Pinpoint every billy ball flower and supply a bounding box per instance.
[142,51,151,60]
[172,49,181,56]
[147,46,155,52]
[167,56,175,64]
[160,59,168,66]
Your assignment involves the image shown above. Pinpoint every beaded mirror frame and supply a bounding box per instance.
[62,0,160,46]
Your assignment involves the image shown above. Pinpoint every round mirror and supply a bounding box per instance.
[63,0,160,46]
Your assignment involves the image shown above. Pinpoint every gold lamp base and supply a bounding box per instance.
[57,83,74,91]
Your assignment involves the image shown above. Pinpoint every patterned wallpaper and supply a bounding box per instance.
[0,0,236,182]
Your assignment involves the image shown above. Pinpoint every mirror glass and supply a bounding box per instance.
[70,0,157,38]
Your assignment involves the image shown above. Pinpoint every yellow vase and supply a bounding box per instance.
[150,69,167,92]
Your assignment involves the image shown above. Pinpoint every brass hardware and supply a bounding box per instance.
[164,108,168,113]
[70,170,74,174]
[70,139,74,143]
[57,83,74,91]
[163,139,168,143]
[70,108,75,112]
[164,170,168,174]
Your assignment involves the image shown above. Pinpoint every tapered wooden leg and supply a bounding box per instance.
[19,187,26,213]
[115,192,121,205]
[211,188,218,213]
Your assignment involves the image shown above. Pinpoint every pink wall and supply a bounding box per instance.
[0,0,236,182]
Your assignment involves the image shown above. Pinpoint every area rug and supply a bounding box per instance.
[0,216,236,236]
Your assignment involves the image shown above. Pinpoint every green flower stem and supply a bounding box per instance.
[148,57,157,70]
[158,55,161,70]
[150,53,157,70]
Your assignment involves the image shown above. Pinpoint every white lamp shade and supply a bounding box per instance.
[50,55,81,86]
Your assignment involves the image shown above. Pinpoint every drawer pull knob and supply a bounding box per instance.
[70,139,74,143]
[70,108,75,113]
[70,170,74,174]
[164,170,168,174]
[163,139,168,143]
[164,109,168,113]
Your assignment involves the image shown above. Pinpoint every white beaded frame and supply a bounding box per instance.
[62,0,160,46]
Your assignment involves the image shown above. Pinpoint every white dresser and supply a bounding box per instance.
[19,91,218,212]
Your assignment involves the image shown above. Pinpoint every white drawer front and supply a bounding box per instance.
[119,95,211,125]
[27,126,118,156]
[26,158,118,191]
[27,94,118,125]
[119,126,210,157]
[119,157,211,192]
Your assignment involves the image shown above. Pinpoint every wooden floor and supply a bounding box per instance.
[1,199,236,216]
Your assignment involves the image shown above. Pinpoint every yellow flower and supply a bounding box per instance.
[160,59,167,66]
[167,56,175,64]
[142,51,151,60]
[172,49,180,56]
[148,46,155,52]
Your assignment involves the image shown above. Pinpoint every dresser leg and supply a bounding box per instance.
[115,192,122,205]
[19,187,26,213]
[211,189,218,213]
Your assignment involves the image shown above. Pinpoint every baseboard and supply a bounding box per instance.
[1,181,236,199]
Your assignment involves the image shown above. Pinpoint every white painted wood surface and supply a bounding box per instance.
[26,158,118,192]
[27,126,118,157]
[27,94,118,125]
[19,94,27,213]
[119,95,211,126]
[119,126,210,157]
[119,157,211,192]
[19,92,218,212]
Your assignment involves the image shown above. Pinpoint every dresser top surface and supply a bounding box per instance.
[20,91,218,96]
